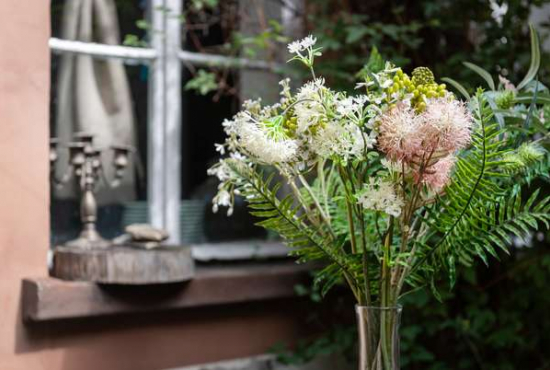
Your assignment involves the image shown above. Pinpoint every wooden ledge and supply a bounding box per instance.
[22,261,310,322]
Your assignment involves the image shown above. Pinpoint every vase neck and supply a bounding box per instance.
[356,306,402,370]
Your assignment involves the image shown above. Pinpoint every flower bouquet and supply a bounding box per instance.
[208,30,550,369]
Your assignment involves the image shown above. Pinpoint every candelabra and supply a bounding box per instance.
[50,132,133,249]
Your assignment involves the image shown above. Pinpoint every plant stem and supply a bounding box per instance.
[338,166,359,255]
[358,209,372,306]
[298,173,331,227]
[318,160,331,224]
[345,198,358,255]
[287,179,323,229]
[380,217,394,369]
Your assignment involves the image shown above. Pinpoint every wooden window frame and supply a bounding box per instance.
[49,0,278,249]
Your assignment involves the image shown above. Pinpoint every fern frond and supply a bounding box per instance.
[413,90,510,284]
[225,159,362,296]
[436,91,506,244]
[462,189,550,259]
[413,91,550,289]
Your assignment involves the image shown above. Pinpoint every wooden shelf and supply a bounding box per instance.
[22,261,310,322]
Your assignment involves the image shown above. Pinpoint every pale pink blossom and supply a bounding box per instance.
[377,104,423,162]
[414,155,456,191]
[499,75,516,92]
[419,98,472,154]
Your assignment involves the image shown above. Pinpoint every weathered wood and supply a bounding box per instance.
[23,262,310,322]
[52,245,194,284]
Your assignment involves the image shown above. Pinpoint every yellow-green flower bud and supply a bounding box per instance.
[412,67,435,86]
[417,101,427,111]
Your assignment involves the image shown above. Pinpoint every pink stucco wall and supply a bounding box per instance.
[0,2,304,369]
[0,0,52,367]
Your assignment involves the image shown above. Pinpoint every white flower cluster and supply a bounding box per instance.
[357,178,404,217]
[336,96,368,117]
[293,78,327,133]
[290,79,376,162]
[218,101,299,165]
[309,118,375,163]
[207,160,234,215]
[208,36,401,215]
[237,118,299,164]
[287,35,317,54]
[489,0,508,27]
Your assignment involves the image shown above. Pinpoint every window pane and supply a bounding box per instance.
[181,1,268,244]
[50,0,281,248]
[50,0,149,246]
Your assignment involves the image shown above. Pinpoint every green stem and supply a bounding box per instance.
[318,160,331,224]
[380,217,394,369]
[358,206,372,306]
[298,174,331,228]
[346,199,358,255]
[338,166,359,254]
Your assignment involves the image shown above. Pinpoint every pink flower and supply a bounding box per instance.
[419,98,472,154]
[498,75,517,92]
[377,104,424,162]
[414,155,456,191]
[377,98,471,192]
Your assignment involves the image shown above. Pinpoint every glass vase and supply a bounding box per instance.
[356,305,403,370]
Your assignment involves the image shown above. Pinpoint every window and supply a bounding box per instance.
[49,0,300,259]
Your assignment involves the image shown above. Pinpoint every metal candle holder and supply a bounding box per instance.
[50,132,133,249]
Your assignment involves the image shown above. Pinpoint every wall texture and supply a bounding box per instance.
[0,2,305,369]
[0,0,51,368]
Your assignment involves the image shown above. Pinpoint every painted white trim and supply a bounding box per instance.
[49,37,156,62]
[164,0,183,244]
[191,241,288,261]
[49,37,277,70]
[178,50,277,70]
[147,0,182,244]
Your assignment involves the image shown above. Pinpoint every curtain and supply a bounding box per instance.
[54,0,136,204]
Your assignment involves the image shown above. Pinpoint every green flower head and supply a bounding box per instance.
[412,67,435,86]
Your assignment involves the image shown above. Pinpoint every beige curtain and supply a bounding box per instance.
[55,0,136,204]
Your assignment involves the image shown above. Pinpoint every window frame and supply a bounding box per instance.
[49,0,279,249]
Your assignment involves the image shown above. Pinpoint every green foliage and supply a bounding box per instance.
[409,88,550,294]
[401,245,550,369]
[356,47,386,78]
[122,19,150,47]
[463,62,496,91]
[226,160,363,297]
[232,20,288,59]
[184,69,218,95]
[273,324,356,366]
[421,92,508,271]
[495,90,515,109]
[276,240,550,369]
[517,24,541,90]
[502,143,547,175]
[189,0,218,12]
[304,0,550,90]
[440,77,470,100]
